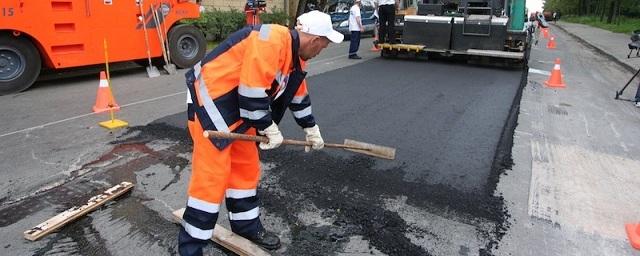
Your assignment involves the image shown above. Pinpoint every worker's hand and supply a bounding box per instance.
[361,27,365,32]
[303,125,324,152]
[258,122,283,150]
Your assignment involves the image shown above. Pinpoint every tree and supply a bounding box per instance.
[543,0,639,20]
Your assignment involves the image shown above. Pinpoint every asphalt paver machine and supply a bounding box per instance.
[380,0,529,64]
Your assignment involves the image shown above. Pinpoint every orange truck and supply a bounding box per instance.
[0,0,206,94]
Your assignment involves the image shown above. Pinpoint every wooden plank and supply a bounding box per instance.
[172,208,271,256]
[24,181,134,241]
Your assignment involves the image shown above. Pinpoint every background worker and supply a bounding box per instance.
[348,0,365,59]
[179,10,343,256]
[378,0,398,44]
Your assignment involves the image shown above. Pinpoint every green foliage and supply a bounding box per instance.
[543,0,579,15]
[181,9,246,41]
[544,0,640,19]
[563,15,640,34]
[259,8,290,26]
[181,8,291,42]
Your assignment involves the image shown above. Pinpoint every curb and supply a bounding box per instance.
[553,23,637,74]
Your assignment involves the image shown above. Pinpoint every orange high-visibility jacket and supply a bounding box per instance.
[186,25,315,150]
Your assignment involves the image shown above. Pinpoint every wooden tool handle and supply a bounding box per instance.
[203,130,368,151]
[204,130,270,143]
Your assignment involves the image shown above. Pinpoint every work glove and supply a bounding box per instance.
[303,125,324,152]
[258,122,283,150]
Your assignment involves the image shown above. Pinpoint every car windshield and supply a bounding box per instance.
[325,1,351,14]
[325,0,376,14]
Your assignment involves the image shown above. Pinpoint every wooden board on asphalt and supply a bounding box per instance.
[24,181,134,241]
[172,208,271,256]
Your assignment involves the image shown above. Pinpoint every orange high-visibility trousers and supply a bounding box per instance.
[188,116,260,204]
[179,116,262,256]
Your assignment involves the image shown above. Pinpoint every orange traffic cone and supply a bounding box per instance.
[545,58,566,88]
[542,28,550,39]
[92,71,120,113]
[626,223,640,250]
[547,36,557,49]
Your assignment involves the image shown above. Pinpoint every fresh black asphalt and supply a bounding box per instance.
[280,58,523,194]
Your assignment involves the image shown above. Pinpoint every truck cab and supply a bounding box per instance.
[0,0,206,94]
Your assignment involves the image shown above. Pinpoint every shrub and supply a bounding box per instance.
[182,9,246,41]
[259,8,290,26]
[182,8,292,41]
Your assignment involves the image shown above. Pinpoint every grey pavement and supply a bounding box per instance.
[555,21,640,72]
[496,23,640,255]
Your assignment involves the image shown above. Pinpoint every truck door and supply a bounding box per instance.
[45,0,93,68]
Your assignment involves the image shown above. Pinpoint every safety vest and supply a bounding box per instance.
[186,25,315,150]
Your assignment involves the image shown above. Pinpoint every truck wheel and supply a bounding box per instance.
[168,25,206,68]
[0,34,41,95]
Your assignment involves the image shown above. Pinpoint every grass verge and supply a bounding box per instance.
[562,15,640,34]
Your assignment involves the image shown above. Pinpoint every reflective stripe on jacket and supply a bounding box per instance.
[186,24,315,150]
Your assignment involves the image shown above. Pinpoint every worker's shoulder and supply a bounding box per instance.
[261,24,290,36]
[255,24,292,43]
[264,24,289,31]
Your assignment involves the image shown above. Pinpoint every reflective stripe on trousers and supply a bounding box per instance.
[178,117,262,256]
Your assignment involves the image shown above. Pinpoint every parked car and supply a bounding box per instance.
[325,0,377,39]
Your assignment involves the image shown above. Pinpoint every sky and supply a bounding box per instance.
[527,0,544,14]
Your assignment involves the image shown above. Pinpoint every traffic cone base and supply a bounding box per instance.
[626,223,640,250]
[545,58,566,88]
[99,119,128,129]
[93,104,120,113]
[93,71,120,113]
[544,80,565,88]
[370,35,381,52]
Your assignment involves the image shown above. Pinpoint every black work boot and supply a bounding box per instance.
[244,228,281,250]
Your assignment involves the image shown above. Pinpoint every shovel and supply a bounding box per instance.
[203,130,396,160]
[151,3,177,75]
[138,0,160,78]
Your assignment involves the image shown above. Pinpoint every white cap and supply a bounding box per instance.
[297,11,344,43]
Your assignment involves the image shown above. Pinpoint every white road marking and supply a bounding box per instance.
[581,113,591,137]
[528,68,551,76]
[0,91,185,138]
[308,54,350,65]
[1,53,361,139]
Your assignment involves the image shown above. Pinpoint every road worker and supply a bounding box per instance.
[179,11,344,255]
[377,0,398,44]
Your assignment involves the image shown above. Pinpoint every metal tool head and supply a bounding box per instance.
[147,66,161,78]
[164,64,177,75]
